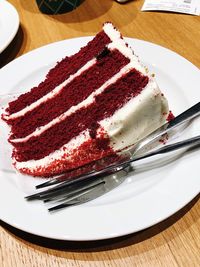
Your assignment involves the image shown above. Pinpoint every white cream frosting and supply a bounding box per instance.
[100,78,168,151]
[103,23,121,42]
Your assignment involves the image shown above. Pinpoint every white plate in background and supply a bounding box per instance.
[0,0,19,53]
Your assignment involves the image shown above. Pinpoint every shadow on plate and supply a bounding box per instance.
[20,0,86,14]
[0,25,25,69]
[0,193,199,255]
[19,0,136,33]
[20,0,111,21]
[49,0,136,33]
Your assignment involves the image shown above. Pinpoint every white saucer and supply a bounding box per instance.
[0,0,20,53]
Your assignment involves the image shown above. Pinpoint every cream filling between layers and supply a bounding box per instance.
[14,130,91,171]
[3,59,96,120]
[5,22,145,122]
[10,56,145,143]
[14,78,169,173]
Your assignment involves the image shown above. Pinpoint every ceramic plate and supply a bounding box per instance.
[0,37,200,241]
[0,0,19,53]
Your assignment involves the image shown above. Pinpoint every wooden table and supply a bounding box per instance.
[0,0,200,266]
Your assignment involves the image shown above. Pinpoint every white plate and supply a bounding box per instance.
[0,0,19,53]
[0,37,200,241]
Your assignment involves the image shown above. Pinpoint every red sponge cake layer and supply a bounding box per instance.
[9,50,129,139]
[5,31,111,115]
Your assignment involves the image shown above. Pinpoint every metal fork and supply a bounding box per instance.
[25,102,200,211]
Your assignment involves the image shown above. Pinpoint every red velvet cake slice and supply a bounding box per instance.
[2,22,169,177]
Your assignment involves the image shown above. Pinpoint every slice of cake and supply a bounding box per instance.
[2,22,169,177]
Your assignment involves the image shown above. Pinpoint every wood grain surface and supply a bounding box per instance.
[0,0,200,266]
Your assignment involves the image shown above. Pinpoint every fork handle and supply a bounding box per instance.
[135,102,200,154]
[169,102,200,127]
[71,134,200,181]
[131,134,200,163]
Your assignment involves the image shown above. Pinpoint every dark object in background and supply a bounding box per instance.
[115,0,130,3]
[36,0,83,14]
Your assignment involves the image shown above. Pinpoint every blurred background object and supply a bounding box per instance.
[36,0,84,14]
[115,0,130,3]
